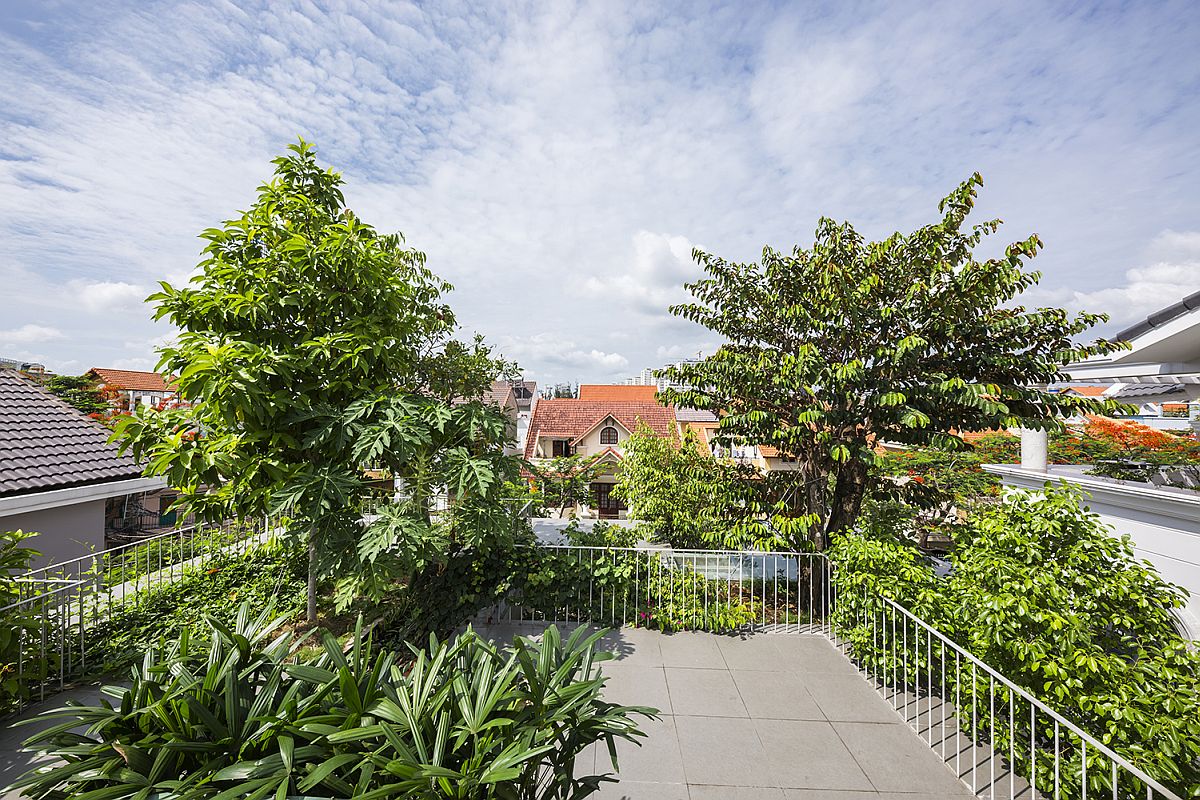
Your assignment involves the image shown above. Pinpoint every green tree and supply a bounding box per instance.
[661,174,1126,549]
[613,425,756,549]
[115,140,517,622]
[527,454,606,517]
[45,374,108,416]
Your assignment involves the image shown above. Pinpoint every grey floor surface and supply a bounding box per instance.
[481,623,975,799]
[0,627,977,800]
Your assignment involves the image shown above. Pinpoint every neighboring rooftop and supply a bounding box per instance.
[524,399,676,458]
[0,369,142,497]
[675,407,718,422]
[1067,293,1200,384]
[1114,289,1200,342]
[86,368,173,392]
[1112,383,1186,399]
[578,384,658,402]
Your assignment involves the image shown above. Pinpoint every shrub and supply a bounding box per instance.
[10,604,654,800]
[830,484,1200,797]
[0,529,42,713]
[950,485,1200,794]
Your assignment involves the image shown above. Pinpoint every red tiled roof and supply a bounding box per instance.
[87,368,173,392]
[578,384,658,402]
[524,400,676,458]
[1060,386,1109,397]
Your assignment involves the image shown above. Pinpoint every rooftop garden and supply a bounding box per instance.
[1,143,1196,799]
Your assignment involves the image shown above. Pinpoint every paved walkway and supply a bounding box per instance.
[0,627,976,800]
[480,623,974,799]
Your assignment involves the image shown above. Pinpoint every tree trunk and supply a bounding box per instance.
[825,458,868,543]
[307,530,318,624]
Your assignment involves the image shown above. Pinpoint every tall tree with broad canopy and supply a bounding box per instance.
[115,141,519,622]
[660,174,1126,550]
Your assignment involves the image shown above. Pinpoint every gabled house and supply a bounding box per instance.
[85,368,176,411]
[0,369,165,566]
[525,399,676,518]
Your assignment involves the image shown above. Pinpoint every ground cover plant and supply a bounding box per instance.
[830,484,1200,798]
[82,539,307,672]
[10,604,654,800]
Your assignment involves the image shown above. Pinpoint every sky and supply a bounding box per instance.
[1,1,1199,387]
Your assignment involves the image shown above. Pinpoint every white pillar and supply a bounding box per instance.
[1019,428,1048,472]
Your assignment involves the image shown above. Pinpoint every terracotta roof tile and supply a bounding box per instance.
[577,385,658,402]
[0,369,143,497]
[87,368,174,392]
[524,400,676,458]
[1058,385,1110,397]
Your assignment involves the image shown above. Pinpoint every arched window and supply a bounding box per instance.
[600,426,618,445]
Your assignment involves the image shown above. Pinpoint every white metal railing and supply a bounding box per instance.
[491,545,832,634]
[1,527,1185,798]
[847,593,1184,800]
[1,520,263,710]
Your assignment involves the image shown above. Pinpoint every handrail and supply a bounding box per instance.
[864,593,1183,799]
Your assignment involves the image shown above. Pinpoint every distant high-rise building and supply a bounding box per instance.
[624,356,704,392]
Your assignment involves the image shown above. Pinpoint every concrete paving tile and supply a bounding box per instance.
[600,627,665,667]
[754,719,874,791]
[675,715,773,787]
[730,670,825,720]
[803,672,900,723]
[716,634,790,671]
[599,714,686,784]
[666,667,747,717]
[690,786,785,799]
[593,780,690,799]
[600,665,670,712]
[833,721,973,796]
[658,631,727,668]
[784,792,969,799]
[770,635,858,673]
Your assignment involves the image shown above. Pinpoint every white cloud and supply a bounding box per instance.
[1,2,1199,385]
[111,356,155,371]
[0,324,64,344]
[68,280,148,314]
[1069,264,1200,327]
[497,333,628,379]
[582,231,701,316]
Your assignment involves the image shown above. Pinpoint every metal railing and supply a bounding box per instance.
[1,528,1184,799]
[492,545,832,634]
[1,520,264,711]
[844,593,1183,800]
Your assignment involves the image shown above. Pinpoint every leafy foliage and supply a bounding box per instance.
[830,484,1200,797]
[43,375,110,416]
[613,425,758,550]
[82,541,307,672]
[112,140,519,619]
[11,604,653,800]
[0,529,42,713]
[659,174,1126,547]
[526,454,608,518]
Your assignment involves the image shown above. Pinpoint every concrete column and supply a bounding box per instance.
[1019,427,1048,472]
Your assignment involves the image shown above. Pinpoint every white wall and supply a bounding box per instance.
[1,499,106,569]
[985,465,1200,639]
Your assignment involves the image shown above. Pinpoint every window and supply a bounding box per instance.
[599,426,618,445]
[552,439,572,458]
